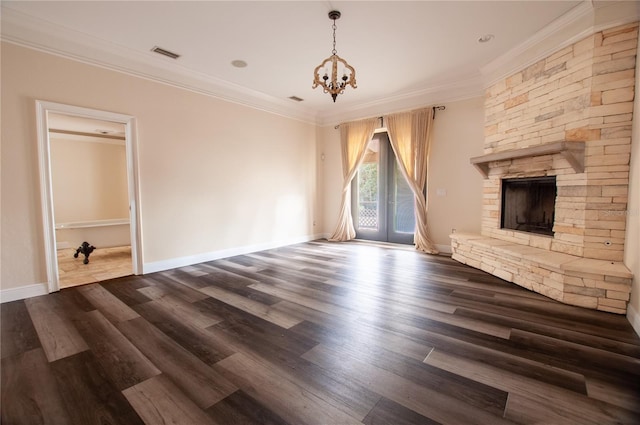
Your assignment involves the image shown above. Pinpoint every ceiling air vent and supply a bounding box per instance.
[151,46,180,59]
[288,96,304,102]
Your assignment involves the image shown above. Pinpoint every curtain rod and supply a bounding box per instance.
[334,105,445,129]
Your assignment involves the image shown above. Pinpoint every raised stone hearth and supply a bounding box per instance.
[451,22,637,314]
[450,233,632,313]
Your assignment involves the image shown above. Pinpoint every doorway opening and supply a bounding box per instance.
[36,101,142,292]
[351,132,415,244]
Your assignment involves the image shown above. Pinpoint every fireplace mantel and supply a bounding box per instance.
[470,141,585,178]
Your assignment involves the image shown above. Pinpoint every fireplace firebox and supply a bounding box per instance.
[501,176,556,236]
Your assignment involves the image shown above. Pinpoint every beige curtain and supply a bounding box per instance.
[385,108,439,254]
[328,118,379,241]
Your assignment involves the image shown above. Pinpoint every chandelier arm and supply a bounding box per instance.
[335,56,357,89]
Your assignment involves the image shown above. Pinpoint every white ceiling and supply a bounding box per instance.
[1,1,636,125]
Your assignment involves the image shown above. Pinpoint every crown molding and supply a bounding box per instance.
[6,3,631,127]
[0,6,486,126]
[480,1,595,87]
[317,76,485,127]
[480,1,640,89]
[1,7,320,125]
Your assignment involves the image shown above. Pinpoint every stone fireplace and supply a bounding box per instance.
[450,22,637,314]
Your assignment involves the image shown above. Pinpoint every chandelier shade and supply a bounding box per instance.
[312,10,357,102]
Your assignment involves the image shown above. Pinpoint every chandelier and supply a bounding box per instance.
[312,10,357,102]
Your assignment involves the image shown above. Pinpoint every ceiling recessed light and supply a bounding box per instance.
[288,96,304,102]
[478,34,494,43]
[231,60,248,68]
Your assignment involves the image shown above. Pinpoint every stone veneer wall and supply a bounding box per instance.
[483,22,637,261]
[451,22,637,314]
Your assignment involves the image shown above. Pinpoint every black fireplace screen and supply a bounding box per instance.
[501,176,556,236]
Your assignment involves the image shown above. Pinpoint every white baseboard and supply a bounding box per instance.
[627,301,640,338]
[0,283,48,303]
[0,235,450,303]
[57,241,71,249]
[143,234,325,274]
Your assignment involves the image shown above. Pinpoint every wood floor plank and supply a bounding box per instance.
[394,301,511,339]
[123,374,219,425]
[248,282,360,319]
[195,263,261,285]
[362,312,590,394]
[454,306,640,357]
[424,348,639,425]
[509,328,640,381]
[215,352,363,425]
[77,283,140,323]
[190,266,259,286]
[326,277,460,314]
[137,286,224,328]
[197,284,302,329]
[207,322,381,421]
[146,273,211,303]
[0,300,41,359]
[213,308,319,359]
[206,389,291,425]
[99,275,154,307]
[162,268,215,290]
[302,344,515,424]
[134,300,236,366]
[25,295,89,362]
[116,317,237,409]
[585,377,640,413]
[3,240,640,425]
[209,258,263,274]
[1,348,72,425]
[363,396,441,425]
[296,328,509,416]
[177,264,210,277]
[50,350,144,424]
[198,272,284,305]
[72,309,161,390]
[449,289,638,342]
[505,392,640,425]
[290,317,433,362]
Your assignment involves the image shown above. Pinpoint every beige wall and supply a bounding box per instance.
[1,42,319,291]
[320,97,485,249]
[428,98,485,251]
[50,137,129,223]
[626,31,640,333]
[319,124,343,235]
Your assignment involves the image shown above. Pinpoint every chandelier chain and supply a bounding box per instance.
[332,21,337,55]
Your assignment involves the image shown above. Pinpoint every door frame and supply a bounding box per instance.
[351,132,414,244]
[36,100,143,293]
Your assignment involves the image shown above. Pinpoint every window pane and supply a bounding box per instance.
[357,140,379,230]
[392,160,415,233]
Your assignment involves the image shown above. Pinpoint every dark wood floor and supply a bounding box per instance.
[2,240,640,424]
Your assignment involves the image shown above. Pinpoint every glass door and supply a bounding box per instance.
[352,133,415,244]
